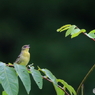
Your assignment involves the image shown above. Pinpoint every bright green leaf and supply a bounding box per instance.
[41,69,57,84]
[65,25,76,37]
[0,62,18,95]
[71,30,81,38]
[89,29,95,33]
[30,66,43,89]
[88,33,95,38]
[14,63,31,94]
[71,29,86,38]
[80,29,86,33]
[88,30,95,38]
[57,79,76,95]
[71,28,80,35]
[57,24,71,32]
[84,33,93,38]
[68,85,77,95]
[2,91,8,95]
[53,84,65,95]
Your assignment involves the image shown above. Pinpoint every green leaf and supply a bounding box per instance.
[41,69,57,84]
[65,25,76,37]
[71,28,80,35]
[89,29,95,33]
[14,63,31,94]
[0,62,18,95]
[53,84,65,95]
[71,29,86,38]
[88,30,95,38]
[71,29,81,38]
[2,91,8,95]
[57,79,76,95]
[30,66,43,89]
[80,29,86,33]
[57,24,71,32]
[84,33,93,38]
[88,33,95,38]
[41,69,65,95]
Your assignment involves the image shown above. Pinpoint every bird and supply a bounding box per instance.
[14,45,30,66]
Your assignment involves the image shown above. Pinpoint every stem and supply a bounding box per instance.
[83,32,95,41]
[77,64,95,94]
[42,76,70,95]
[81,84,84,95]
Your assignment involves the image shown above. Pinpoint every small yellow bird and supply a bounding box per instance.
[14,45,30,66]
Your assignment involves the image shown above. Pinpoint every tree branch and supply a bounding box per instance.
[42,76,70,95]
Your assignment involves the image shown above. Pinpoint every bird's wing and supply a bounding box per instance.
[14,54,22,64]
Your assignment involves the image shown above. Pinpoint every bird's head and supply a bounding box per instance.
[22,45,30,51]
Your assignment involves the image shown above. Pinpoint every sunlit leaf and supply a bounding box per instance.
[83,33,93,38]
[30,66,43,89]
[71,28,80,35]
[80,29,86,33]
[2,91,8,95]
[71,29,86,38]
[57,79,76,95]
[65,25,76,37]
[0,62,18,95]
[89,29,95,33]
[88,30,95,38]
[57,24,71,32]
[87,33,95,38]
[53,84,65,95]
[14,63,31,94]
[71,29,81,38]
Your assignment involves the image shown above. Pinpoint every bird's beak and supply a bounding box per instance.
[26,45,30,48]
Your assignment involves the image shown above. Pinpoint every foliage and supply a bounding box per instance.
[0,62,76,95]
[1,24,95,95]
[57,24,95,95]
[57,24,95,40]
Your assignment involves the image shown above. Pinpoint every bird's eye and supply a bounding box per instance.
[23,46,27,48]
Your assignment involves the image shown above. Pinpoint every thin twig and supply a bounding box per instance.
[6,64,14,67]
[77,64,95,94]
[42,76,70,95]
[81,84,84,95]
[82,32,95,41]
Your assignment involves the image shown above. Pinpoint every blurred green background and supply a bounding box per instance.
[0,0,95,95]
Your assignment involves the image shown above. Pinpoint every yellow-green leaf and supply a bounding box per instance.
[2,91,8,95]
[89,29,95,33]
[71,29,86,38]
[57,79,76,95]
[53,84,65,95]
[57,24,71,32]
[65,25,76,37]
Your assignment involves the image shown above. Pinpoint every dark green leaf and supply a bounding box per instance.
[14,63,31,94]
[0,62,18,95]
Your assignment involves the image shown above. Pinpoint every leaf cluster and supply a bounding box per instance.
[0,62,76,95]
[57,24,95,40]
